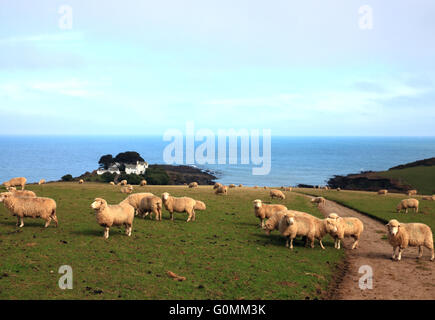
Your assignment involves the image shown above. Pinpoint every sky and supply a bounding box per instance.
[0,0,434,136]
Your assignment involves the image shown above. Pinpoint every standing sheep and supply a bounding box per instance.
[214,185,228,195]
[378,189,388,195]
[161,192,197,222]
[311,196,326,207]
[140,180,147,186]
[325,213,364,249]
[263,209,313,235]
[0,192,57,228]
[396,198,419,213]
[3,177,27,190]
[253,199,287,228]
[386,219,434,261]
[138,195,163,220]
[270,189,285,200]
[91,198,134,239]
[38,179,46,185]
[119,192,154,215]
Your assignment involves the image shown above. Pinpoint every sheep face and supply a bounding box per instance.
[325,218,339,233]
[387,220,400,236]
[0,192,12,202]
[91,198,107,210]
[253,199,262,208]
[162,192,170,201]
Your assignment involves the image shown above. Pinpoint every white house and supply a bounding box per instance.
[125,161,149,175]
[97,165,121,175]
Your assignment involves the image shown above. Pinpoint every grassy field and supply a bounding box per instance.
[377,166,435,195]
[296,188,435,230]
[0,183,344,300]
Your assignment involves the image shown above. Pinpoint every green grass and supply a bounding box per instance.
[377,166,435,195]
[0,183,344,300]
[296,188,435,230]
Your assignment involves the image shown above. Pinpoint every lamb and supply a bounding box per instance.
[189,182,198,188]
[214,185,228,195]
[396,198,419,213]
[229,184,236,188]
[270,189,285,200]
[386,219,434,261]
[120,180,128,186]
[119,192,154,215]
[278,212,328,249]
[38,179,46,185]
[194,200,206,211]
[378,189,388,195]
[91,198,134,239]
[120,185,134,194]
[138,195,163,220]
[7,187,36,198]
[407,189,418,196]
[422,195,435,201]
[325,213,364,249]
[213,182,223,190]
[3,177,27,190]
[0,192,57,228]
[311,196,326,206]
[140,180,147,186]
[253,199,287,228]
[79,179,84,184]
[161,192,197,222]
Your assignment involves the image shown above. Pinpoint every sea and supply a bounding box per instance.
[0,136,434,186]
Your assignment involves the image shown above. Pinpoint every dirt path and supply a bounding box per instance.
[315,198,435,300]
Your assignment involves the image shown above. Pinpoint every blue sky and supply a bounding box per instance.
[0,0,434,136]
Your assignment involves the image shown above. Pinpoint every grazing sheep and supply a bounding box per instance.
[3,177,27,190]
[311,196,326,206]
[270,189,285,200]
[278,212,317,249]
[120,180,128,186]
[253,199,287,228]
[7,187,36,198]
[407,189,417,196]
[119,192,154,215]
[140,180,147,186]
[0,192,57,228]
[38,179,46,185]
[91,198,134,239]
[213,182,223,190]
[378,189,388,195]
[396,198,419,213]
[238,184,243,187]
[229,184,236,188]
[189,182,198,188]
[120,185,134,194]
[194,200,206,211]
[138,195,163,220]
[214,185,228,195]
[422,195,435,201]
[386,219,434,261]
[79,179,84,184]
[161,192,197,222]
[325,213,364,249]
[109,182,115,186]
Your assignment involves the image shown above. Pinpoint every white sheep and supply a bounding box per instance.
[270,189,285,200]
[378,189,388,195]
[214,185,228,195]
[311,196,326,206]
[140,180,147,186]
[91,198,134,239]
[188,182,198,188]
[162,192,197,222]
[6,187,36,198]
[396,198,419,213]
[3,177,27,190]
[0,192,57,228]
[386,219,434,261]
[263,209,312,235]
[213,182,223,189]
[79,179,84,184]
[407,189,417,196]
[253,199,287,228]
[120,185,134,194]
[138,195,163,220]
[38,179,46,185]
[325,213,364,249]
[119,192,154,215]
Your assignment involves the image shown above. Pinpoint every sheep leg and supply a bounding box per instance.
[192,210,196,221]
[430,249,434,261]
[104,227,110,239]
[310,238,315,248]
[397,248,403,261]
[186,211,192,222]
[44,217,52,228]
[319,239,325,250]
[417,246,423,259]
[17,217,24,228]
[337,239,341,250]
[352,238,359,250]
[170,212,174,221]
[391,246,397,260]
[126,225,132,237]
[285,237,290,248]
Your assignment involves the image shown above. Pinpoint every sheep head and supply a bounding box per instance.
[386,219,401,236]
[283,213,295,225]
[396,203,403,212]
[0,192,12,202]
[162,192,170,201]
[325,218,339,233]
[91,198,107,211]
[253,199,262,208]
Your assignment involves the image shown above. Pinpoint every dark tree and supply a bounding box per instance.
[114,151,144,164]
[98,154,114,169]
